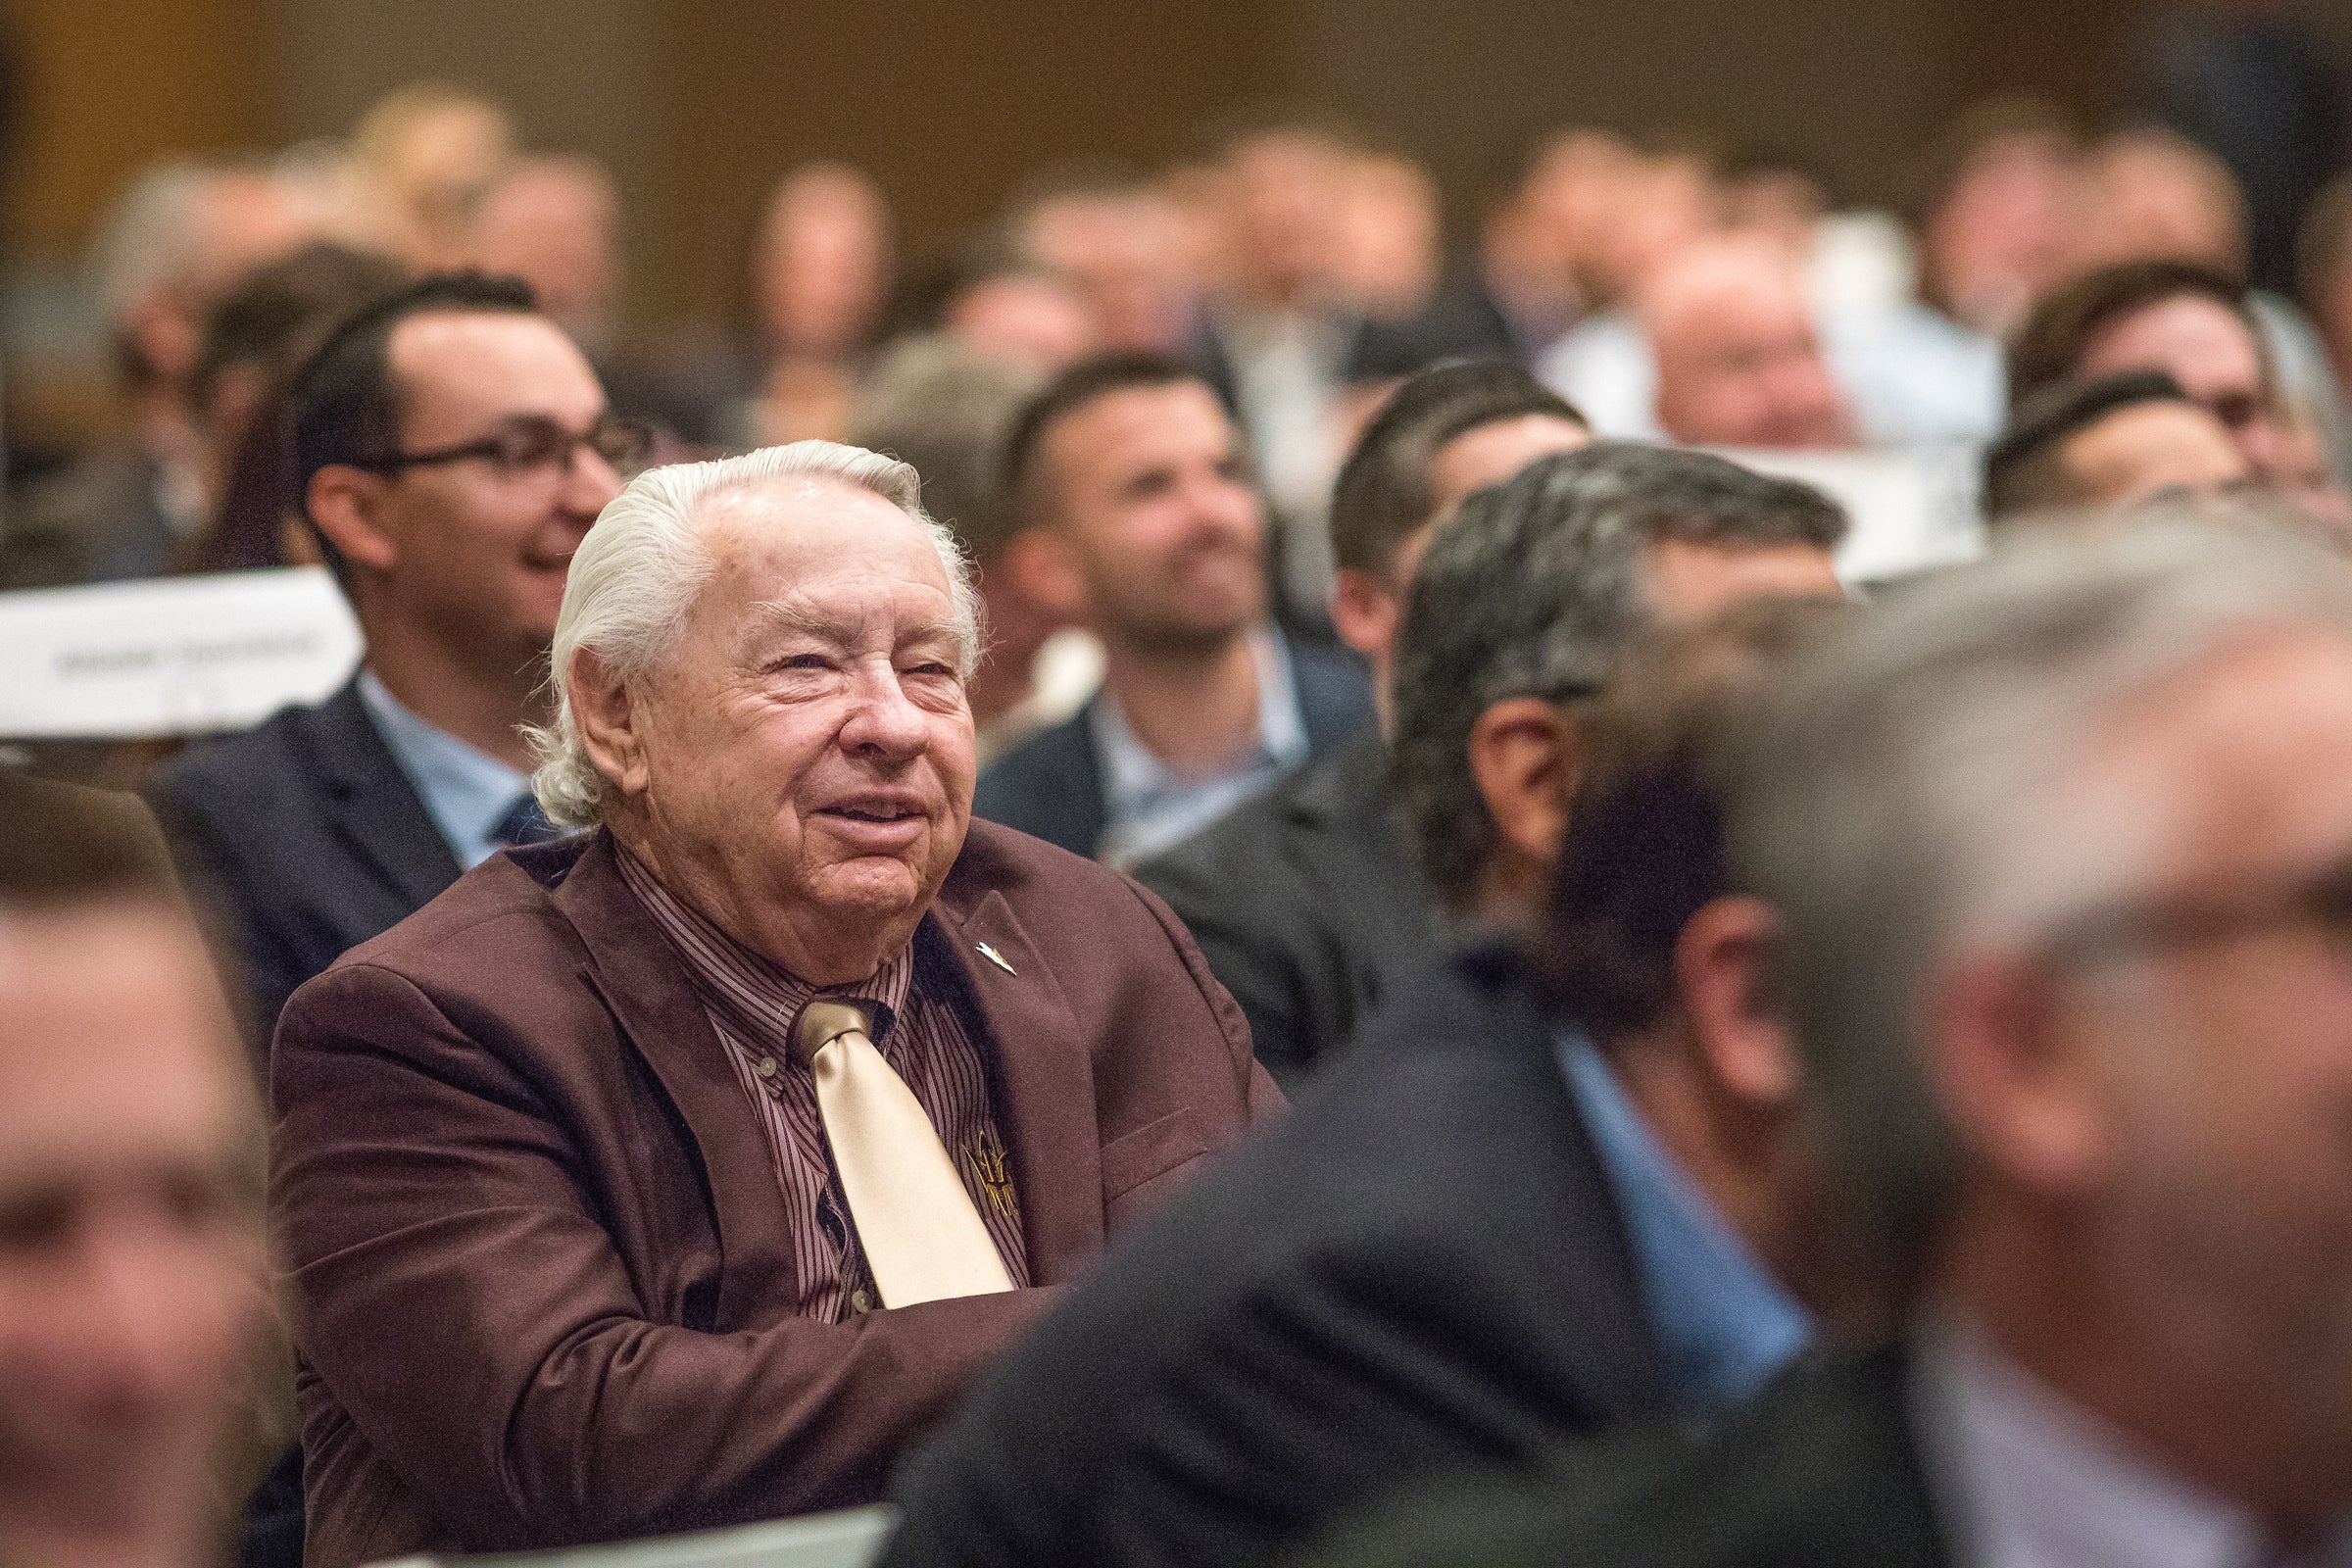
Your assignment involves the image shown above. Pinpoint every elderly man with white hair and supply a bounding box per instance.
[270,441,1276,1567]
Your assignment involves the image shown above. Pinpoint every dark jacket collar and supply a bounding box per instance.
[295,677,464,909]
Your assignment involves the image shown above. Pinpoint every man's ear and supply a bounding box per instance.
[1328,566,1400,663]
[570,648,652,801]
[305,466,400,575]
[1467,697,1580,865]
[999,525,1087,622]
[1927,953,2110,1199]
[1677,895,1797,1109]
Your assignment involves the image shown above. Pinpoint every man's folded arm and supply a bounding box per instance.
[272,959,1057,1550]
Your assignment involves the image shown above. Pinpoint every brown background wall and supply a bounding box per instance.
[7,0,2348,330]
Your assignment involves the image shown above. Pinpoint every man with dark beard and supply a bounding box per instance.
[973,355,1373,866]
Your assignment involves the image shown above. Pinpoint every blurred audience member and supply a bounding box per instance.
[1191,112,1363,618]
[885,576,1844,1568]
[1136,362,1588,1084]
[1306,518,2352,1568]
[1470,130,1637,362]
[1910,99,2083,340]
[2080,125,2250,278]
[0,775,270,1568]
[1004,162,1196,355]
[470,155,619,354]
[1642,235,1855,451]
[1984,368,2249,524]
[1332,150,1444,323]
[1,160,319,588]
[339,84,515,272]
[271,441,1275,1565]
[2078,127,2351,483]
[940,257,1099,376]
[2136,0,2350,296]
[185,241,411,574]
[470,152,730,450]
[147,273,632,1043]
[2011,259,2303,488]
[974,354,1373,866]
[847,333,1099,760]
[741,162,894,445]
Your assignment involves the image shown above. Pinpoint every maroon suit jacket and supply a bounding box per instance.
[271,821,1279,1566]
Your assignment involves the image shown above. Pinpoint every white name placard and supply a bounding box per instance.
[0,566,362,739]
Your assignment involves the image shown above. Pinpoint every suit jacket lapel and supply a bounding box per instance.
[550,833,800,1328]
[301,679,464,909]
[926,886,1104,1282]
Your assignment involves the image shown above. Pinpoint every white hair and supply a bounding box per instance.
[527,441,981,828]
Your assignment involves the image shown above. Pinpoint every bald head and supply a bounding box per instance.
[1642,237,1853,450]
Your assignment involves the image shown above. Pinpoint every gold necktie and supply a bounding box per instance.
[788,999,1015,1308]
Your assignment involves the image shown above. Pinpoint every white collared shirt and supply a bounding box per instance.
[1911,1317,2352,1568]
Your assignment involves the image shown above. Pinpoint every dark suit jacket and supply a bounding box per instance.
[1289,1348,1948,1568]
[972,633,1376,859]
[145,678,461,1044]
[271,821,1279,1567]
[1134,730,1434,1088]
[879,944,1667,1568]
[0,445,183,589]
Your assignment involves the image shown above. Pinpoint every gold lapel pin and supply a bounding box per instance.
[975,942,1017,976]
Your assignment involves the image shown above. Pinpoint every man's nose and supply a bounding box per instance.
[840,664,932,759]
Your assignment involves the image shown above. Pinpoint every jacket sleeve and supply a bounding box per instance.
[271,959,1057,1551]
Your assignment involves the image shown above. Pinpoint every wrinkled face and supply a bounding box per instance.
[2079,296,2293,481]
[1040,381,1268,654]
[0,905,260,1568]
[2017,631,2352,1503]
[1651,272,1853,452]
[2060,400,2249,509]
[620,479,976,978]
[367,311,620,667]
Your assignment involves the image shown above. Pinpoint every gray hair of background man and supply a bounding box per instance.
[529,440,982,827]
[1393,442,1847,911]
[93,158,322,372]
[1725,519,2352,1291]
[849,333,1043,563]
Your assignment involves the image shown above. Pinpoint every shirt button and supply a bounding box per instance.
[850,1289,873,1313]
[755,1056,778,1079]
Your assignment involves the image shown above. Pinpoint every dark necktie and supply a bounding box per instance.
[493,792,562,848]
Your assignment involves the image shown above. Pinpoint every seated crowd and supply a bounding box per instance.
[9,74,2352,1568]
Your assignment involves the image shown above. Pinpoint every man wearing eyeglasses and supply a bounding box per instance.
[149,271,642,1044]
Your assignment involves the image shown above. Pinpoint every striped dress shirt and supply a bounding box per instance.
[616,848,1029,1320]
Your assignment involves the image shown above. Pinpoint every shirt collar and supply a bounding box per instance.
[1557,1030,1810,1413]
[1091,625,1308,810]
[1911,1315,2352,1568]
[356,669,531,869]
[612,842,913,1052]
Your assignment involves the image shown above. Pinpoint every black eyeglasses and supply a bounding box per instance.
[356,414,656,480]
[2041,852,2352,972]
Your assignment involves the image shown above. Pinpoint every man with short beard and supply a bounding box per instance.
[974,354,1373,866]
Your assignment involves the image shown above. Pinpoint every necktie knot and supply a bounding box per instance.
[788,998,895,1066]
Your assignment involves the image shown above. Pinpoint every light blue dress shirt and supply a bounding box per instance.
[1087,627,1310,869]
[1558,1032,1811,1413]
[356,669,535,870]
